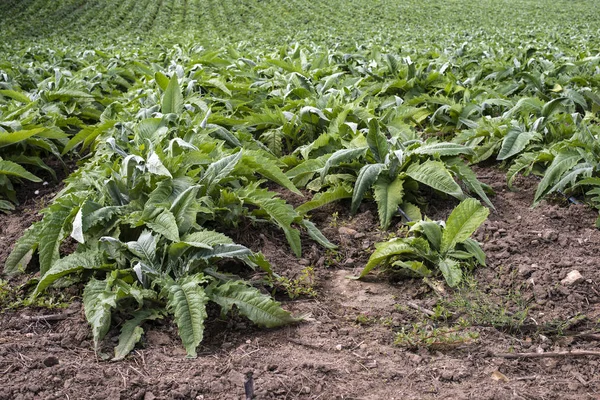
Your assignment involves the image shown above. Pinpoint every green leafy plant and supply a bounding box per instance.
[357,198,489,287]
[291,119,493,229]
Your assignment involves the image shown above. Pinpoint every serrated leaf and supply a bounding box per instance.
[146,152,172,177]
[170,185,200,234]
[33,250,105,297]
[38,206,73,275]
[240,151,302,195]
[0,127,46,148]
[351,163,385,214]
[366,120,389,163]
[209,281,298,327]
[440,198,489,254]
[202,151,242,193]
[113,309,163,361]
[302,219,337,249]
[162,275,208,358]
[497,128,536,160]
[533,150,582,205]
[321,147,368,181]
[373,175,404,229]
[146,209,180,242]
[126,231,157,264]
[83,278,117,350]
[0,89,31,104]
[4,222,40,275]
[0,160,41,182]
[359,239,419,278]
[406,160,464,199]
[296,185,352,215]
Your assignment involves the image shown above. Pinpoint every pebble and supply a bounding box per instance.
[335,344,343,351]
[338,227,358,236]
[561,270,583,286]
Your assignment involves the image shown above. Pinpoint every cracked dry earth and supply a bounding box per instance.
[1,166,600,400]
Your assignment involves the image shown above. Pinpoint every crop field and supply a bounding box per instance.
[1,0,600,399]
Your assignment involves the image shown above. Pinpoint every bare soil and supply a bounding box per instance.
[1,167,600,400]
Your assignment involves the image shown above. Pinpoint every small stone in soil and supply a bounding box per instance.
[338,227,358,236]
[561,270,583,286]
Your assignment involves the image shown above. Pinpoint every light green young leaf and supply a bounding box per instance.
[359,239,419,278]
[440,198,489,254]
[146,209,180,242]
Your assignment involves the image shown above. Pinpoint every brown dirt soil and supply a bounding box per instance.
[1,166,600,400]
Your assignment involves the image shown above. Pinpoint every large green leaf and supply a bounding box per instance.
[321,147,368,180]
[0,160,41,182]
[359,239,420,278]
[126,231,158,265]
[497,128,536,160]
[301,219,337,249]
[0,127,46,148]
[438,258,462,287]
[38,205,73,275]
[296,185,352,214]
[146,209,180,242]
[373,175,404,229]
[162,75,184,114]
[32,250,105,297]
[240,151,302,196]
[440,198,489,254]
[3,222,41,275]
[209,281,298,327]
[0,89,31,104]
[113,309,163,361]
[533,150,583,205]
[83,278,118,350]
[351,163,385,214]
[162,275,209,358]
[406,160,464,199]
[170,185,200,233]
[366,120,389,163]
[412,143,474,157]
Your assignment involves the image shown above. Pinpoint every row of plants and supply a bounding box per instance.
[1,0,599,358]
